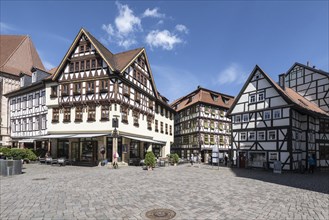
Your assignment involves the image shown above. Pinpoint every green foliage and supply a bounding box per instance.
[0,148,38,161]
[144,151,156,167]
[32,148,47,157]
[172,153,179,164]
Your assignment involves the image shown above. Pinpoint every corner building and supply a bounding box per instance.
[227,64,329,171]
[171,87,234,162]
[45,28,174,166]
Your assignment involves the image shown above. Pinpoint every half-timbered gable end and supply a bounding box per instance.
[45,28,174,166]
[283,62,329,113]
[227,65,329,171]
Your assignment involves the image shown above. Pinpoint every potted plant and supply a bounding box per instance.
[172,153,179,166]
[144,151,156,170]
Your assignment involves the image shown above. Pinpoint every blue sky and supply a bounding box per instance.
[1,1,328,102]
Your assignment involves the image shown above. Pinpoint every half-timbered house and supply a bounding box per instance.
[227,65,329,171]
[171,86,234,162]
[0,35,45,146]
[45,28,174,166]
[5,67,51,149]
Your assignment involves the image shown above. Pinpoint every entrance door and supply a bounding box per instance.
[239,152,246,168]
[71,142,79,163]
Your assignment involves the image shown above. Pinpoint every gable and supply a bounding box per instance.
[228,66,288,115]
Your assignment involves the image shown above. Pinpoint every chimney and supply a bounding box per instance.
[278,73,285,90]
[307,61,310,67]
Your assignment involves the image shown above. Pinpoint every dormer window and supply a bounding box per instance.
[80,45,84,53]
[20,77,24,87]
[32,72,36,83]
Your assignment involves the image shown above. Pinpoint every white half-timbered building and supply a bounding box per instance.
[45,28,174,166]
[227,65,329,171]
[171,87,234,162]
[6,67,51,149]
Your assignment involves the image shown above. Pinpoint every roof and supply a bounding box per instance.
[286,62,329,77]
[227,65,329,118]
[48,67,58,74]
[0,35,45,76]
[171,86,235,112]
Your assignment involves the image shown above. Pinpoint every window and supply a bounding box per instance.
[133,111,139,127]
[160,122,164,133]
[235,115,241,123]
[274,109,281,119]
[264,111,271,120]
[100,80,108,92]
[319,121,329,133]
[101,106,109,121]
[62,84,69,96]
[17,98,21,110]
[80,45,84,53]
[219,123,223,131]
[52,108,59,123]
[75,107,83,122]
[74,83,81,95]
[86,60,90,69]
[123,85,130,97]
[87,106,96,121]
[135,91,141,103]
[16,120,20,132]
[20,77,24,87]
[147,116,152,130]
[258,92,265,101]
[32,72,36,83]
[69,63,74,72]
[75,62,79,71]
[11,99,16,111]
[240,132,247,141]
[80,61,84,70]
[22,119,26,132]
[170,125,172,135]
[22,96,27,109]
[91,59,96,68]
[269,152,278,161]
[86,43,90,51]
[41,91,46,105]
[41,115,46,130]
[219,135,224,144]
[11,120,16,133]
[249,94,256,103]
[243,114,249,122]
[28,118,33,130]
[319,145,329,160]
[149,99,153,110]
[51,86,58,98]
[63,108,71,122]
[268,131,276,140]
[121,107,128,124]
[165,124,168,134]
[35,117,39,130]
[248,132,256,141]
[34,93,40,106]
[97,59,102,68]
[155,120,159,132]
[87,81,95,94]
[258,131,265,140]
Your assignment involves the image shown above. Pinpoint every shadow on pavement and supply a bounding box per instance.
[228,167,329,194]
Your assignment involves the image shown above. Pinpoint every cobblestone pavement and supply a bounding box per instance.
[1,163,328,220]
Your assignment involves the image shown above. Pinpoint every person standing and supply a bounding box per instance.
[190,154,194,166]
[113,152,119,169]
[308,155,315,174]
[224,154,228,166]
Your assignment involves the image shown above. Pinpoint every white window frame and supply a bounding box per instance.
[240,132,247,141]
[32,72,36,83]
[264,111,271,120]
[249,94,256,103]
[243,114,249,122]
[235,115,241,123]
[269,152,278,161]
[268,130,276,140]
[273,109,281,119]
[248,132,256,141]
[258,131,265,140]
[258,92,265,101]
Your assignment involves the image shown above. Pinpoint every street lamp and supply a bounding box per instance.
[112,115,119,163]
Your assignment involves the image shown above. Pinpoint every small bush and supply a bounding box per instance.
[0,147,12,157]
[144,151,156,167]
[172,153,179,164]
[0,148,38,161]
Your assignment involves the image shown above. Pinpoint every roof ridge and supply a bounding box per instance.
[0,35,27,68]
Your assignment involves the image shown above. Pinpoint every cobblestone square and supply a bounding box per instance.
[1,164,328,220]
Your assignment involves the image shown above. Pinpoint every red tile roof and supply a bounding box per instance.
[0,35,45,76]
[171,87,235,112]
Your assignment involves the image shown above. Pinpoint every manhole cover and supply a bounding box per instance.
[32,178,48,181]
[145,208,176,220]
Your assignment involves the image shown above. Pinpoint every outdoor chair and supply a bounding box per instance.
[57,158,65,166]
[39,157,46,164]
[45,157,52,165]
[51,158,58,165]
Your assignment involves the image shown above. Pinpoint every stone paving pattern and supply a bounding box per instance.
[0,163,328,220]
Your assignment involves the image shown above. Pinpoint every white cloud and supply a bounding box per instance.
[0,22,16,33]
[175,24,188,34]
[216,63,248,85]
[146,30,182,50]
[143,8,165,18]
[115,2,141,35]
[102,24,114,36]
[44,61,55,70]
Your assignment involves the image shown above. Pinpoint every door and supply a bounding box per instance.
[71,142,79,162]
[239,152,246,168]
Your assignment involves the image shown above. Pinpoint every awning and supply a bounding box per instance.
[70,134,107,138]
[38,134,73,139]
[121,135,164,144]
[18,139,35,143]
